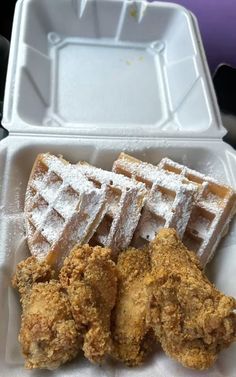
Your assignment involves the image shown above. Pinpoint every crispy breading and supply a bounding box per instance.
[111,248,155,366]
[12,256,54,299]
[12,233,236,371]
[12,257,79,369]
[59,244,117,364]
[147,228,236,370]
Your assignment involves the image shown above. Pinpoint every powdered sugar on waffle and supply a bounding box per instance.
[159,157,221,184]
[27,154,106,220]
[24,152,236,267]
[40,154,98,192]
[113,157,163,185]
[25,154,108,266]
[77,161,146,191]
[158,157,236,265]
[132,170,198,246]
[77,162,147,253]
[113,153,199,239]
[113,153,236,265]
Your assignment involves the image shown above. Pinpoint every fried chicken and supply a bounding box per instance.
[111,248,155,366]
[12,257,80,369]
[59,244,117,364]
[12,255,54,299]
[12,232,236,371]
[147,228,236,370]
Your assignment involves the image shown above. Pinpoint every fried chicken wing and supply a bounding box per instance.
[148,228,236,370]
[111,248,155,366]
[12,232,236,371]
[59,244,117,364]
[12,257,79,369]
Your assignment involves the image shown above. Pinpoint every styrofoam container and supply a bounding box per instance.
[3,0,225,137]
[0,1,236,377]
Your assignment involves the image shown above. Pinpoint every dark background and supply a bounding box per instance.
[0,0,17,40]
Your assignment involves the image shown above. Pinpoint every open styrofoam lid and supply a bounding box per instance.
[3,0,225,138]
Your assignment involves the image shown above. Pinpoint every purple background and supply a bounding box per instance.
[150,0,236,73]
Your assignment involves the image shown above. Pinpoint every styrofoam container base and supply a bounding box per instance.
[1,0,236,375]
[0,136,236,377]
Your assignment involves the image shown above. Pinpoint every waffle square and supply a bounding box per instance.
[113,153,198,248]
[25,154,108,268]
[113,153,236,265]
[158,158,236,265]
[76,161,147,255]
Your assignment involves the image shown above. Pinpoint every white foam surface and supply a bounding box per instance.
[3,0,224,137]
[0,136,236,376]
[0,0,235,375]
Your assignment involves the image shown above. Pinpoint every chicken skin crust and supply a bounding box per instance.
[147,229,236,370]
[12,231,236,371]
[12,257,79,370]
[111,248,155,366]
[59,244,117,364]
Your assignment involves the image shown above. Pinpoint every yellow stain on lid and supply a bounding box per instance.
[130,6,137,19]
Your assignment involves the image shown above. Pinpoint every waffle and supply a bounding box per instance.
[158,158,236,265]
[24,153,108,268]
[76,161,147,254]
[113,153,199,248]
[113,153,236,265]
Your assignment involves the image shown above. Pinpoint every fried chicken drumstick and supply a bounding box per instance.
[148,229,236,370]
[59,244,117,364]
[12,257,79,369]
